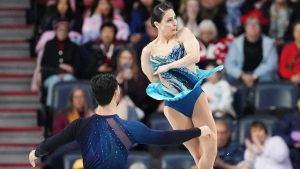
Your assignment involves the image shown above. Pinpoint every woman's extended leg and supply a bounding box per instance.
[164,107,202,166]
[192,93,217,169]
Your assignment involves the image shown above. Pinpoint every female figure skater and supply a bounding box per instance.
[141,2,223,169]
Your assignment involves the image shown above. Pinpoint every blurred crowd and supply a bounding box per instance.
[28,0,300,169]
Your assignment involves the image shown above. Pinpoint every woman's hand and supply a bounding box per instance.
[153,64,170,75]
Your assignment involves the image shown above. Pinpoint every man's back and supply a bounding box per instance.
[35,114,201,169]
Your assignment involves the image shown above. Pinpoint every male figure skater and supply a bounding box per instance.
[29,74,212,169]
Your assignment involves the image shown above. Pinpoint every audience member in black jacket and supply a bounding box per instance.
[80,22,122,79]
[41,21,81,106]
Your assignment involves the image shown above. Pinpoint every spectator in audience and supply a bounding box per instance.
[197,19,232,68]
[225,0,245,37]
[243,121,293,169]
[117,86,145,121]
[82,0,129,41]
[268,0,292,47]
[41,21,80,106]
[129,162,147,169]
[278,21,300,85]
[53,87,94,134]
[202,61,236,118]
[133,17,158,60]
[129,0,157,44]
[214,119,244,169]
[273,98,300,169]
[39,0,81,33]
[198,0,228,38]
[286,0,300,41]
[82,22,121,79]
[225,10,278,88]
[43,87,94,169]
[115,46,150,114]
[177,0,201,37]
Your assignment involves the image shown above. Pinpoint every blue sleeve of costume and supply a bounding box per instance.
[123,120,201,145]
[35,119,82,157]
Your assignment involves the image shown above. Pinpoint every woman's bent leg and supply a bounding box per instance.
[192,93,217,169]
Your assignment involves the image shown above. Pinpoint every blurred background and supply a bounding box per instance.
[0,0,300,168]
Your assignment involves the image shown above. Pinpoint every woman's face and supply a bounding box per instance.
[57,0,68,16]
[250,127,268,144]
[201,0,219,10]
[100,27,115,44]
[200,29,215,43]
[56,25,68,41]
[245,18,261,38]
[186,0,200,19]
[294,24,300,43]
[206,65,220,83]
[140,0,153,8]
[98,0,111,15]
[72,89,86,111]
[156,9,177,37]
[119,50,134,67]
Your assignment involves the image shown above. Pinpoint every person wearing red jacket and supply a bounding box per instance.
[279,21,300,84]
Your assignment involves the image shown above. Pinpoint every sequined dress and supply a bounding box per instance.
[35,114,201,169]
[147,41,224,101]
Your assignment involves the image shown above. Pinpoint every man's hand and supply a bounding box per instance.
[199,126,212,137]
[29,150,37,167]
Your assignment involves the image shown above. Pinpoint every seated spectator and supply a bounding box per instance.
[225,0,245,37]
[133,17,158,61]
[202,61,236,118]
[278,21,300,85]
[41,21,80,106]
[225,10,278,88]
[214,119,244,169]
[268,0,292,47]
[285,0,300,41]
[117,86,145,121]
[129,0,156,45]
[72,158,84,169]
[81,0,129,42]
[243,121,293,169]
[197,20,232,68]
[53,87,94,134]
[82,22,121,79]
[115,46,150,113]
[42,87,94,169]
[273,98,300,169]
[128,162,147,169]
[198,0,228,37]
[39,0,81,34]
[31,31,81,92]
[177,0,201,37]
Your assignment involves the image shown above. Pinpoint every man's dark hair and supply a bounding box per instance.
[90,74,118,106]
[249,120,269,135]
[151,2,173,27]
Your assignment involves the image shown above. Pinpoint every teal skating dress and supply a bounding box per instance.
[146,41,223,117]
